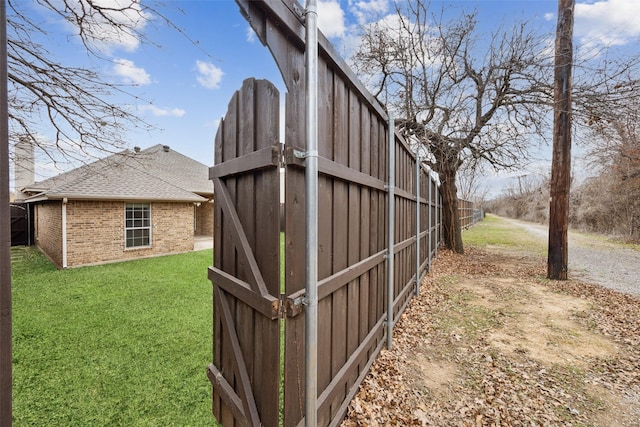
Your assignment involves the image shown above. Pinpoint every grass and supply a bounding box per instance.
[11,246,217,426]
[432,281,505,341]
[463,214,547,255]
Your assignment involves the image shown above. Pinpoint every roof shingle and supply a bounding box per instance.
[25,144,212,203]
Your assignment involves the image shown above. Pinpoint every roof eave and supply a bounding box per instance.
[31,193,207,203]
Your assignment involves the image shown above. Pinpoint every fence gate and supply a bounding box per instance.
[207,78,282,427]
[10,203,29,246]
[210,2,444,426]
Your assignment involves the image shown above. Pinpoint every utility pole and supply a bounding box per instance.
[548,0,575,280]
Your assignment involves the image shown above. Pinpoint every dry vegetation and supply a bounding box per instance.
[488,110,640,243]
[342,245,640,426]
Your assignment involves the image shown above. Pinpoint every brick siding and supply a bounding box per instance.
[34,201,63,267]
[195,200,214,236]
[36,200,196,268]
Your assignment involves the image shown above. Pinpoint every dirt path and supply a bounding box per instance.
[501,218,640,297]
[342,217,640,427]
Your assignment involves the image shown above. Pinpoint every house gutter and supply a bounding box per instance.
[62,197,68,268]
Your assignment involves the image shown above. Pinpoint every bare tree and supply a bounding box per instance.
[6,0,191,165]
[574,104,640,240]
[350,1,552,253]
[456,163,488,204]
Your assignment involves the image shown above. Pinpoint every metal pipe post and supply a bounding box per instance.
[62,198,68,268]
[386,111,395,350]
[304,1,319,425]
[435,191,440,256]
[0,1,12,424]
[415,150,420,296]
[428,172,432,272]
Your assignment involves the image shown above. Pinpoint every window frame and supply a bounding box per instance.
[124,202,152,249]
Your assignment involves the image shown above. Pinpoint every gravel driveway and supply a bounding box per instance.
[502,218,640,297]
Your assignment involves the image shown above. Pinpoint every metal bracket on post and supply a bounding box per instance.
[292,2,304,20]
[293,149,318,160]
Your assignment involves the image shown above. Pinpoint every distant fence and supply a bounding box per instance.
[206,2,483,427]
[458,199,483,229]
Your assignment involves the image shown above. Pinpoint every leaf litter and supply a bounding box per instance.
[341,247,640,426]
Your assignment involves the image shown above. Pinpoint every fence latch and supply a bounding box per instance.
[281,293,306,318]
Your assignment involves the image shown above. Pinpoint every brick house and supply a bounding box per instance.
[21,144,213,268]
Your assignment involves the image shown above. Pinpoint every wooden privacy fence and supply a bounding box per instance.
[458,199,483,229]
[207,1,443,426]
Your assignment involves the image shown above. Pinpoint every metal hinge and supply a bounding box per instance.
[273,142,285,168]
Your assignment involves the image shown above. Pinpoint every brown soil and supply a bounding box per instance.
[342,248,640,426]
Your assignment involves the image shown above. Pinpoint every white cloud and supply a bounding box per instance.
[318,0,346,38]
[544,12,555,22]
[575,0,640,47]
[139,105,186,117]
[349,0,389,25]
[246,25,257,43]
[113,58,151,85]
[65,0,150,53]
[196,60,224,89]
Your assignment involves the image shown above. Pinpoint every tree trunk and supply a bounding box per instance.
[440,169,464,253]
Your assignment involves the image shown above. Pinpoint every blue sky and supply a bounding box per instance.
[18,0,640,196]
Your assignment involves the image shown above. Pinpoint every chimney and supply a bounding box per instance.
[14,138,35,201]
[162,145,170,152]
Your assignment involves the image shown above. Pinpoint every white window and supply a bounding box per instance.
[125,203,151,248]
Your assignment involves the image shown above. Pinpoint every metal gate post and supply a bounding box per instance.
[435,191,440,256]
[304,1,319,425]
[415,149,420,296]
[386,111,395,351]
[428,171,432,272]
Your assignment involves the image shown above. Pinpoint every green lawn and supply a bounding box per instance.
[11,247,218,426]
[462,214,547,255]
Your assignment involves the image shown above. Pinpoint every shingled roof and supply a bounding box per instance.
[24,145,212,203]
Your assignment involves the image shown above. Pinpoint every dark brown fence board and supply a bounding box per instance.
[347,91,361,379]
[221,88,239,427]
[260,0,309,420]
[358,106,372,346]
[212,122,224,420]
[283,85,308,427]
[209,79,281,427]
[329,76,349,421]
[252,81,282,426]
[317,173,333,422]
